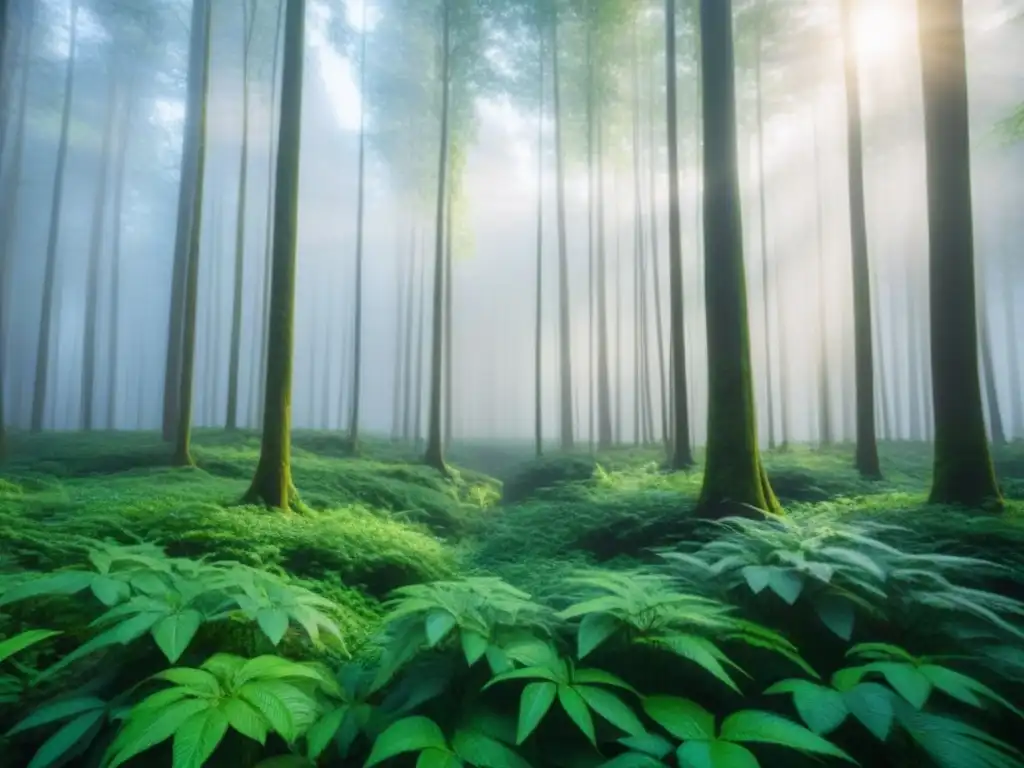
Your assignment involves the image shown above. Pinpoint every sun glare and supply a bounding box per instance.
[853,1,911,68]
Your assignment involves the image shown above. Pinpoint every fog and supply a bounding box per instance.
[2,0,1022,449]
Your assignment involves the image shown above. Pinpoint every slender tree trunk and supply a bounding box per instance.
[243,0,306,509]
[551,9,574,450]
[402,229,417,441]
[664,0,693,467]
[646,48,667,450]
[348,8,368,448]
[697,0,778,515]
[586,13,595,451]
[839,0,881,477]
[979,305,1005,445]
[443,182,454,448]
[871,266,891,440]
[813,109,832,446]
[172,0,213,467]
[534,26,544,457]
[906,266,925,442]
[1002,243,1022,438]
[414,236,427,446]
[615,178,623,445]
[392,230,409,440]
[31,0,80,433]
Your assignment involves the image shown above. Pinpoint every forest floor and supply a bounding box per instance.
[1,429,1023,650]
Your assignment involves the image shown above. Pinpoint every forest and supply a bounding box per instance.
[0,0,1023,766]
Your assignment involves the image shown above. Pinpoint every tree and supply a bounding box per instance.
[696,0,779,515]
[916,0,1002,508]
[534,18,544,457]
[348,0,369,450]
[244,0,307,510]
[664,0,693,468]
[839,0,881,478]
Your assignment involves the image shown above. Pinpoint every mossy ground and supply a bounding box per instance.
[1,430,1022,644]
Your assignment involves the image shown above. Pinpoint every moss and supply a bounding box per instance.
[501,455,597,504]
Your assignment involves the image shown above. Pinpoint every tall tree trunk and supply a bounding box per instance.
[646,48,667,450]
[754,0,775,450]
[1002,242,1022,438]
[392,229,409,440]
[534,24,544,457]
[81,69,119,431]
[172,0,213,467]
[839,0,881,477]
[31,0,79,433]
[979,306,1005,445]
[664,0,693,467]
[906,266,926,442]
[244,0,306,509]
[586,13,595,451]
[813,108,832,446]
[424,0,451,473]
[402,230,417,441]
[226,0,255,430]
[918,0,1001,506]
[871,266,891,440]
[615,179,623,445]
[551,9,574,450]
[443,183,454,448]
[595,99,612,449]
[697,0,778,515]
[349,7,368,448]
[414,235,427,446]
[164,0,212,441]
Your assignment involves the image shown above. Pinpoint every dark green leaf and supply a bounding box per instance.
[578,613,620,659]
[461,630,489,666]
[0,572,95,606]
[451,728,532,768]
[719,711,854,762]
[842,683,894,741]
[425,611,457,647]
[7,697,106,736]
[26,708,105,768]
[306,706,348,760]
[642,696,714,741]
[677,740,759,768]
[516,682,556,744]
[619,732,674,758]
[814,595,855,641]
[558,685,596,745]
[576,686,645,736]
[152,610,204,664]
[365,716,448,767]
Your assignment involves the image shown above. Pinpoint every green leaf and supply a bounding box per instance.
[425,611,457,647]
[578,613,620,658]
[238,681,315,743]
[91,575,131,607]
[642,696,715,741]
[7,696,106,736]
[108,698,212,768]
[486,666,560,690]
[764,680,847,735]
[365,716,448,767]
[846,643,916,663]
[152,610,204,664]
[576,686,645,736]
[461,630,489,666]
[814,595,855,641]
[173,708,229,768]
[558,685,596,745]
[135,688,193,713]
[0,629,61,664]
[866,662,932,709]
[719,711,855,762]
[0,571,95,606]
[572,668,638,695]
[27,708,105,768]
[842,683,894,741]
[306,705,348,760]
[677,740,759,768]
[416,748,463,768]
[767,569,804,605]
[619,732,674,758]
[894,704,1023,768]
[451,728,532,768]
[741,566,771,594]
[651,634,740,692]
[234,656,328,687]
[257,608,290,646]
[221,698,269,745]
[156,668,222,697]
[254,758,315,768]
[599,754,666,768]
[516,681,556,744]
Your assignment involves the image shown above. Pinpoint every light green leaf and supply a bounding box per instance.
[238,681,315,743]
[643,696,715,741]
[134,688,194,713]
[156,668,222,697]
[172,708,229,768]
[365,716,448,767]
[558,685,596,745]
[719,711,855,762]
[221,698,268,745]
[578,613,620,659]
[651,634,740,692]
[516,681,556,744]
[866,663,932,709]
[0,571,95,606]
[842,683,894,741]
[91,576,131,607]
[26,708,105,768]
[461,630,489,666]
[576,686,645,736]
[0,629,61,664]
[107,698,212,768]
[764,679,847,735]
[814,595,855,641]
[234,656,327,687]
[741,566,772,594]
[257,608,290,646]
[485,646,513,675]
[767,569,804,605]
[7,696,106,736]
[619,732,674,758]
[416,748,463,768]
[485,666,560,690]
[572,668,638,695]
[425,611,457,647]
[152,610,204,664]
[677,740,759,768]
[451,728,532,768]
[306,705,348,760]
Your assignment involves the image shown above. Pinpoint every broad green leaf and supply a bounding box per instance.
[37,612,164,681]
[365,716,448,767]
[0,571,95,606]
[764,680,847,735]
[652,634,740,692]
[719,711,854,762]
[107,698,212,768]
[0,629,60,664]
[578,613,620,659]
[7,696,106,736]
[767,569,804,605]
[172,708,229,768]
[417,748,463,768]
[643,696,714,741]
[152,610,204,664]
[599,754,666,768]
[26,708,105,768]
[814,595,855,641]
[306,705,348,760]
[235,656,327,687]
[486,666,561,690]
[425,611,457,647]
[866,663,932,709]
[572,668,638,695]
[451,728,532,768]
[677,740,759,768]
[461,630,489,666]
[818,547,887,581]
[576,686,645,736]
[485,646,513,675]
[257,608,290,646]
[135,688,193,713]
[895,704,1023,768]
[238,681,316,743]
[918,664,1023,717]
[842,683,894,741]
[741,566,771,594]
[558,685,596,745]
[846,643,916,663]
[516,681,556,744]
[619,732,674,758]
[221,698,269,745]
[91,576,131,607]
[157,668,222,697]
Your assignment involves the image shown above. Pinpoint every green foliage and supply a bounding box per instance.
[500,455,598,504]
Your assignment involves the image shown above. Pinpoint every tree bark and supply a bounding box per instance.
[348,7,368,448]
[812,108,832,446]
[534,21,544,457]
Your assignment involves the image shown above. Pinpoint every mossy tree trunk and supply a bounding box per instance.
[918,0,1001,507]
[664,0,693,468]
[839,0,881,478]
[31,0,79,433]
[172,0,213,468]
[697,0,779,516]
[244,0,307,510]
